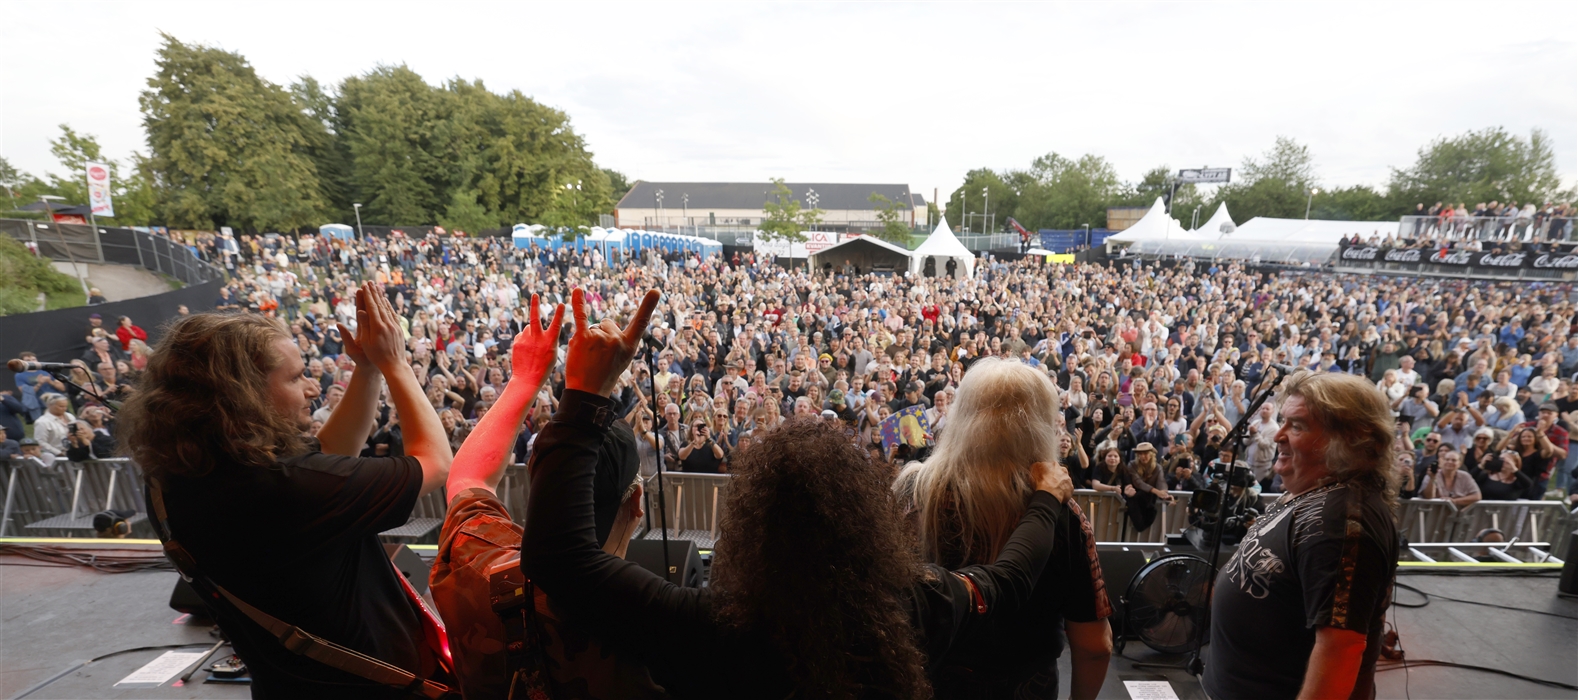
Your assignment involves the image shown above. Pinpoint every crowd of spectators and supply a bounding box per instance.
[1398,201,1574,242]
[10,229,1578,517]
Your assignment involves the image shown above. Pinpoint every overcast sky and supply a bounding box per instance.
[3,0,1574,207]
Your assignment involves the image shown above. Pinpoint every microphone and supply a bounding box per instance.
[641,331,666,353]
[1265,362,1300,376]
[8,359,73,372]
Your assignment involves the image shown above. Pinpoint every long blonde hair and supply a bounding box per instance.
[896,359,1062,568]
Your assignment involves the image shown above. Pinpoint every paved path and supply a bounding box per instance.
[51,262,177,303]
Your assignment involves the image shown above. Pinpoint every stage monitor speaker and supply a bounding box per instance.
[627,539,703,588]
[1559,530,1578,598]
[1098,546,1150,638]
[169,576,211,618]
[385,543,431,596]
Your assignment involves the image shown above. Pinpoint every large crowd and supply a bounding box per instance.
[8,229,1578,520]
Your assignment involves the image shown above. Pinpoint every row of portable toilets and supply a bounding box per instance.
[511,225,724,258]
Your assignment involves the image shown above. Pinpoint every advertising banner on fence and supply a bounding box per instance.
[85,162,114,218]
[1338,244,1578,271]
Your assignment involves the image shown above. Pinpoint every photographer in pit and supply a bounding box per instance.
[1184,446,1261,548]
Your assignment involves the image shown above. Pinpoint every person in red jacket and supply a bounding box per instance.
[115,316,148,352]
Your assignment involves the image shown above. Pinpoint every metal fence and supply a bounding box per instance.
[1399,214,1574,242]
[8,456,1570,564]
[0,219,221,287]
[1,457,148,538]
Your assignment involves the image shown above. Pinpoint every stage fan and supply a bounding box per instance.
[1122,553,1214,654]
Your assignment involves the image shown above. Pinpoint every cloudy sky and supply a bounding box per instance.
[2,0,1574,205]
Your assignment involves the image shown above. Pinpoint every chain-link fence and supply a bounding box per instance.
[0,219,221,286]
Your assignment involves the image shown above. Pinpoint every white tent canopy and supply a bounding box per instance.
[1227,217,1398,244]
[909,220,976,278]
[1104,197,1192,243]
[1130,216,1401,264]
[1192,202,1237,237]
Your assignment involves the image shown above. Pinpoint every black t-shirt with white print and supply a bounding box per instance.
[1204,481,1398,700]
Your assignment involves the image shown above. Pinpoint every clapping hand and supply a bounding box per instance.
[339,282,402,373]
[509,293,564,400]
[565,288,660,398]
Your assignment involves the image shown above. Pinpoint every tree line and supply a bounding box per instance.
[2,33,628,234]
[944,129,1572,233]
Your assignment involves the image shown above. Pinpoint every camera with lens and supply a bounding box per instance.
[1185,456,1261,548]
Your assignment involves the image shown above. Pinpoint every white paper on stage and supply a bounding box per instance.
[114,650,207,687]
[1122,679,1181,699]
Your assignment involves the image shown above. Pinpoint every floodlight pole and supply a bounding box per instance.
[982,187,990,236]
[1082,223,1091,248]
[353,203,364,239]
[1305,188,1319,219]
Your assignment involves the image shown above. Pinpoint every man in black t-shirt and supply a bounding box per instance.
[1205,372,1399,700]
[123,283,454,698]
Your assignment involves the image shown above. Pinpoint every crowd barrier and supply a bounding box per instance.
[5,458,1574,562]
[1,457,148,538]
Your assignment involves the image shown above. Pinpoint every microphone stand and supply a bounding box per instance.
[1133,366,1291,677]
[47,368,119,413]
[641,343,673,583]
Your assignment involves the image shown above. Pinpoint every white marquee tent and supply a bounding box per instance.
[1128,215,1401,264]
[1191,202,1237,237]
[808,235,913,274]
[909,220,976,278]
[1103,197,1192,244]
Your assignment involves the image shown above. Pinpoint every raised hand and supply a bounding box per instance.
[344,282,405,374]
[565,288,660,398]
[508,294,564,399]
[1030,461,1074,503]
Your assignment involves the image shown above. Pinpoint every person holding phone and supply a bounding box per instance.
[680,417,726,473]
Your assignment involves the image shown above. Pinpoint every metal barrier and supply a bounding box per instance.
[641,472,732,550]
[1449,500,1571,546]
[1397,498,1460,544]
[1399,215,1573,242]
[1,457,146,537]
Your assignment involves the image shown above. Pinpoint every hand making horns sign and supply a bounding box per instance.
[565,288,661,398]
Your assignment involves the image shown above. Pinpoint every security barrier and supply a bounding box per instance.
[1,457,147,538]
[640,472,732,550]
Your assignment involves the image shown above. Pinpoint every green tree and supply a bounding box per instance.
[1310,185,1400,222]
[438,188,497,234]
[291,76,354,223]
[1211,136,1318,220]
[1387,127,1569,208]
[141,33,330,231]
[945,169,1015,233]
[759,178,824,243]
[868,192,912,243]
[603,168,631,206]
[335,66,443,226]
[1011,153,1124,230]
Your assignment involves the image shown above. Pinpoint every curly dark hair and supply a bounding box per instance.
[120,313,304,479]
[711,418,931,699]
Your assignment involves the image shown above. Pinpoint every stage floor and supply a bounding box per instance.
[3,543,1574,699]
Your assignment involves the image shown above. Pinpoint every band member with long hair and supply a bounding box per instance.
[1205,371,1399,700]
[122,282,453,697]
[896,359,1113,699]
[520,289,1074,699]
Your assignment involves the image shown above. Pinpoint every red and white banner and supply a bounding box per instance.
[86,162,114,218]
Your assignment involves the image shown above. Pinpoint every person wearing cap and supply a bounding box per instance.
[1115,442,1173,533]
[431,297,664,698]
[826,389,856,423]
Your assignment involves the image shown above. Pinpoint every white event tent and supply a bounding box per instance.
[909,220,976,278]
[1192,202,1237,237]
[1103,197,1193,248]
[1127,211,1400,265]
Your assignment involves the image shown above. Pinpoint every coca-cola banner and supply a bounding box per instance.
[1338,244,1578,270]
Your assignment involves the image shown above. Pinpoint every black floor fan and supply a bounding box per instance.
[1121,554,1214,655]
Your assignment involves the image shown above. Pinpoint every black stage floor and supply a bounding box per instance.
[3,542,1574,699]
